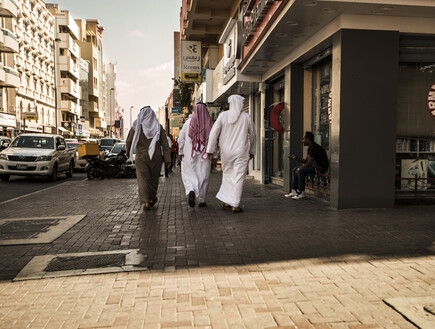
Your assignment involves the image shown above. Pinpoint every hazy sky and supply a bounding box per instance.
[48,0,181,127]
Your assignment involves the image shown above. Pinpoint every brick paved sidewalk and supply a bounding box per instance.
[0,168,435,328]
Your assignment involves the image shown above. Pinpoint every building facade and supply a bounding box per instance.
[46,4,82,137]
[14,0,55,135]
[0,0,19,136]
[181,0,435,209]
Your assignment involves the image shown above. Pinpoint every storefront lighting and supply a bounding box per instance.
[285,21,299,26]
[322,7,337,13]
[303,1,317,6]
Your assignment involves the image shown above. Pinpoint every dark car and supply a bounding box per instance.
[99,137,121,152]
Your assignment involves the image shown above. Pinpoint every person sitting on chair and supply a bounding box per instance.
[285,131,329,200]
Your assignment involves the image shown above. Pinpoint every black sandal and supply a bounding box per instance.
[220,203,231,210]
[232,207,243,213]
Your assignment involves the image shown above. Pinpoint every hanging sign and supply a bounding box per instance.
[428,84,435,120]
[181,40,202,82]
[328,90,332,124]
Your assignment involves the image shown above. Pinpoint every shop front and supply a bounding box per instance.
[395,35,435,199]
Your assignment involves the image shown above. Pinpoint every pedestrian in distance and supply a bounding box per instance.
[169,135,178,171]
[126,106,171,211]
[164,134,172,177]
[285,131,329,200]
[206,94,256,213]
[178,102,214,208]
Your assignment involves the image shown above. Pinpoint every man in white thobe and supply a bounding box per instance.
[178,103,214,207]
[206,94,256,213]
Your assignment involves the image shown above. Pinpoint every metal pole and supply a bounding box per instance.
[53,38,61,134]
[130,106,134,127]
[109,88,115,137]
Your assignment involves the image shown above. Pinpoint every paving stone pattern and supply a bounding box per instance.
[0,167,434,328]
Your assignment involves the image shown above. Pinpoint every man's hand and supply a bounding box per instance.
[177,154,183,162]
[289,154,297,160]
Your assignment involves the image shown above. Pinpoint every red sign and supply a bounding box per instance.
[428,84,435,120]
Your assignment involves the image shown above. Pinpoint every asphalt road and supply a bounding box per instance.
[0,171,87,204]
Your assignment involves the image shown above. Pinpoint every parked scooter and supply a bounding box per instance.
[85,150,135,180]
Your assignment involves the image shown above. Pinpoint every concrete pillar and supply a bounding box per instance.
[330,29,399,209]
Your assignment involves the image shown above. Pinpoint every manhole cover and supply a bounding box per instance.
[45,254,125,272]
[0,219,60,240]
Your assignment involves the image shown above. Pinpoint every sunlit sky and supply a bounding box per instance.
[48,0,181,127]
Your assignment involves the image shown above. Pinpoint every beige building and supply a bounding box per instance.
[46,4,81,137]
[0,0,19,136]
[14,0,55,135]
[75,18,105,138]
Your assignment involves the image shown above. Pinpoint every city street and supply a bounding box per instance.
[0,167,434,328]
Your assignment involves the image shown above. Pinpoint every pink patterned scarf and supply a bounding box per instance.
[188,103,213,159]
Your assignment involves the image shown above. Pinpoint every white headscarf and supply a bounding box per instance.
[130,106,160,160]
[227,94,245,124]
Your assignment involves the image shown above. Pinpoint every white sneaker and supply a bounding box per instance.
[285,189,298,198]
[292,191,306,200]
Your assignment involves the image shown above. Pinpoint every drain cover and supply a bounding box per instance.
[45,254,126,272]
[0,219,60,240]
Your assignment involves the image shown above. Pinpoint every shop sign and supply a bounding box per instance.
[23,112,38,120]
[0,112,16,128]
[181,40,202,83]
[328,90,332,123]
[428,84,435,120]
[242,0,275,46]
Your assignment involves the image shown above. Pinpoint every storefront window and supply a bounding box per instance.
[267,76,285,182]
[396,62,435,193]
[312,59,331,155]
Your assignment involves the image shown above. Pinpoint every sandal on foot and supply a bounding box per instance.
[143,203,151,211]
[188,191,195,208]
[232,207,243,213]
[220,203,231,210]
[150,197,158,207]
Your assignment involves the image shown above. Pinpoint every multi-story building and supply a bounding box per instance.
[14,0,55,135]
[75,18,105,138]
[106,62,118,138]
[46,4,81,137]
[181,0,435,209]
[0,0,19,137]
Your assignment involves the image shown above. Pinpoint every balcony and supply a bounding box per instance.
[0,0,18,18]
[0,66,19,87]
[58,55,79,79]
[0,28,18,53]
[58,78,80,99]
[60,100,80,115]
[0,62,5,81]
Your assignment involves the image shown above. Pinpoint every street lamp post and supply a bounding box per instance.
[53,38,61,134]
[109,87,115,137]
[130,106,134,127]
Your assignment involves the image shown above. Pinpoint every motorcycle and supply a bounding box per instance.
[85,150,136,180]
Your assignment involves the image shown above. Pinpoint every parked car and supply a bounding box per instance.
[99,137,121,152]
[66,141,88,172]
[0,134,75,181]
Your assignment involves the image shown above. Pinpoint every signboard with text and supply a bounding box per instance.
[181,40,202,82]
